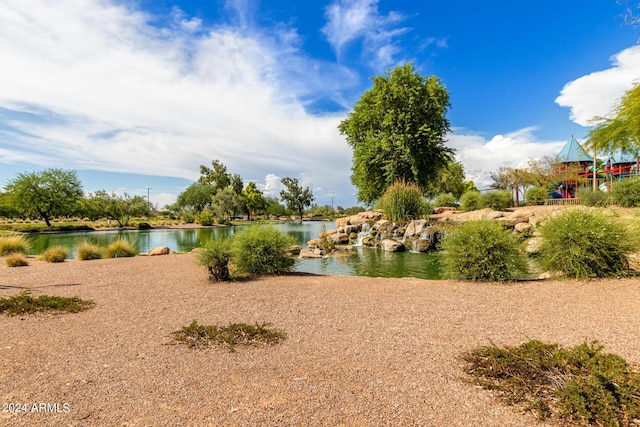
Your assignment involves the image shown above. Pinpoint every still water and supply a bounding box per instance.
[25,222,444,279]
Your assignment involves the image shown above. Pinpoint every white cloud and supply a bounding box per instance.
[321,0,408,69]
[448,127,566,189]
[555,46,640,126]
[0,0,356,205]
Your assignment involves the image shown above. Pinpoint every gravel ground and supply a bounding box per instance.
[1,254,639,426]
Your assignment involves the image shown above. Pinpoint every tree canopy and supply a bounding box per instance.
[280,177,314,219]
[587,82,640,156]
[338,63,453,204]
[5,168,83,226]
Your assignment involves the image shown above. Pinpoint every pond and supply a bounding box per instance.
[24,221,444,280]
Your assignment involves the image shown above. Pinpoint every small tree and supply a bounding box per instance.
[525,187,548,205]
[241,182,265,220]
[280,177,314,219]
[86,191,147,227]
[5,168,83,226]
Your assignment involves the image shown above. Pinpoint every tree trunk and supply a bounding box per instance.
[208,261,230,282]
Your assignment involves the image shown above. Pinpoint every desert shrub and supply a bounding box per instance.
[76,241,103,260]
[5,253,29,267]
[0,234,31,256]
[578,188,609,207]
[0,290,94,315]
[538,208,634,278]
[137,222,151,230]
[171,320,286,351]
[196,208,215,226]
[434,193,456,207]
[525,187,548,205]
[464,340,640,426]
[611,177,640,207]
[459,190,484,212]
[104,239,137,258]
[40,246,69,263]
[196,237,233,281]
[440,220,528,281]
[181,210,196,224]
[481,190,512,211]
[378,180,429,221]
[231,225,295,275]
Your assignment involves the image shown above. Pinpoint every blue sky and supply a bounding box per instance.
[1,0,639,208]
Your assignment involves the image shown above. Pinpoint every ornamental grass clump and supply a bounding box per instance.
[0,234,31,256]
[196,237,233,281]
[378,180,429,221]
[459,190,483,212]
[104,239,137,258]
[40,246,69,263]
[76,241,103,260]
[5,253,29,267]
[231,225,295,275]
[538,208,635,279]
[440,220,528,282]
[611,177,640,207]
[464,340,640,426]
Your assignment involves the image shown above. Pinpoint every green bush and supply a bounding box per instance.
[196,237,233,281]
[578,188,609,207]
[481,190,512,211]
[136,222,151,230]
[196,208,215,226]
[378,180,428,221]
[182,210,196,224]
[611,177,640,207]
[464,340,640,426]
[232,225,295,275]
[40,246,69,263]
[0,234,31,256]
[525,187,548,205]
[76,241,103,260]
[538,208,635,278]
[459,191,484,212]
[434,193,456,207]
[5,253,29,267]
[104,239,137,258]
[440,220,528,281]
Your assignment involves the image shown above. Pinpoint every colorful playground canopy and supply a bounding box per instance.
[554,136,593,164]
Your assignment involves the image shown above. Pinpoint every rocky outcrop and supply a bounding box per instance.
[335,210,383,229]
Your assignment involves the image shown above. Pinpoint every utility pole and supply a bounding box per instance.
[331,191,334,210]
[147,187,152,217]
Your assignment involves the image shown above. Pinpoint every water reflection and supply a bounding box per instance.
[25,221,444,279]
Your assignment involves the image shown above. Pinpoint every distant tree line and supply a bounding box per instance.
[0,163,367,226]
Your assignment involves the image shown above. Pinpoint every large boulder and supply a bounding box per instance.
[411,238,433,252]
[149,246,171,256]
[380,239,406,252]
[404,220,427,238]
[299,249,322,259]
[329,233,350,245]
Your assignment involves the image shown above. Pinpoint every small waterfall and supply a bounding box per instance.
[419,225,443,246]
[353,223,371,246]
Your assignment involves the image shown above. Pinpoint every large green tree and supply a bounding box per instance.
[240,182,265,220]
[587,82,640,160]
[5,168,83,226]
[338,63,453,203]
[280,177,314,219]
